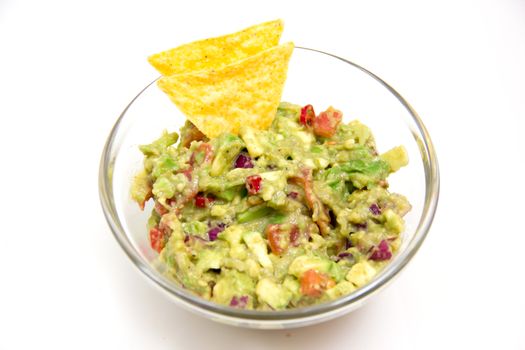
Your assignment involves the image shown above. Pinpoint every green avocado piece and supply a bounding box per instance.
[243,231,273,269]
[212,269,255,306]
[256,278,292,309]
[139,131,178,157]
[152,153,180,179]
[196,248,225,273]
[288,255,343,282]
[237,205,274,224]
[130,170,151,207]
[240,126,265,157]
[340,159,390,188]
[380,145,409,172]
[210,133,245,177]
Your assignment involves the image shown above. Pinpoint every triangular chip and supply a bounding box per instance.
[148,20,284,76]
[157,42,294,138]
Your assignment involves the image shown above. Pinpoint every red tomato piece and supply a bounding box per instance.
[149,226,166,253]
[300,269,336,297]
[194,194,206,208]
[266,224,285,255]
[154,201,169,215]
[180,168,192,181]
[266,223,300,255]
[313,107,343,138]
[246,175,262,195]
[194,193,214,208]
[299,104,315,127]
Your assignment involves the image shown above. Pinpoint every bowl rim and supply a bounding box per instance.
[99,46,440,324]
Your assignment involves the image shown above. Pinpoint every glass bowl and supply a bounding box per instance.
[99,47,439,329]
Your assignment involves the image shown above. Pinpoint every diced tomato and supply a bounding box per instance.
[180,168,192,181]
[246,175,262,195]
[300,269,336,297]
[149,226,166,253]
[194,193,215,208]
[266,224,300,255]
[313,107,342,138]
[154,201,168,215]
[266,225,284,254]
[299,104,315,127]
[194,194,206,208]
[298,168,315,210]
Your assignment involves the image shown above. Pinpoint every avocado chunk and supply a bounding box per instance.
[380,145,409,172]
[256,278,292,309]
[383,208,405,234]
[243,231,273,269]
[212,269,255,307]
[259,171,287,201]
[324,281,357,300]
[240,126,265,157]
[237,205,274,224]
[131,170,152,208]
[210,134,245,177]
[282,276,301,303]
[346,261,377,288]
[340,159,390,189]
[219,225,249,260]
[196,248,225,273]
[152,172,188,201]
[139,130,179,157]
[288,255,343,282]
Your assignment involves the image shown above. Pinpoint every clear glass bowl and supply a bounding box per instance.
[99,47,439,329]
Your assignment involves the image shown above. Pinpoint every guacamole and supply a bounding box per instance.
[131,102,411,310]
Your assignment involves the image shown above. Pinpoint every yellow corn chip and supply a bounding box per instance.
[148,20,284,76]
[157,42,294,138]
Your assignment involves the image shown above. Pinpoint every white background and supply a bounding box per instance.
[1,0,524,349]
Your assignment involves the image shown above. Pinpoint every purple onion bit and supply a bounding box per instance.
[234,153,254,168]
[335,252,354,262]
[369,239,392,261]
[230,295,249,308]
[287,191,299,199]
[208,223,226,241]
[369,203,382,215]
[354,222,368,230]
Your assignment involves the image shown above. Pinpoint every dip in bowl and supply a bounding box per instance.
[99,47,439,329]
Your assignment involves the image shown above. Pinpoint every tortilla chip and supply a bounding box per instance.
[157,42,294,138]
[148,20,284,76]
